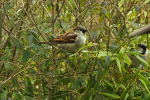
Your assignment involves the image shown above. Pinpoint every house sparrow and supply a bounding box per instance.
[39,25,88,52]
[129,43,149,68]
[129,24,150,38]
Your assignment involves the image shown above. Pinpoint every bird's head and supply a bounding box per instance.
[137,43,147,55]
[73,25,88,34]
[138,43,147,49]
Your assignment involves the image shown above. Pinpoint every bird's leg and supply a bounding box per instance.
[54,49,61,56]
[63,52,69,59]
[64,52,68,59]
[78,50,81,55]
[142,65,144,70]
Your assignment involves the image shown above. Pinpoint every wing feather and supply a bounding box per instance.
[50,31,77,43]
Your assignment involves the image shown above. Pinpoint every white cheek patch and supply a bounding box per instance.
[75,30,82,34]
[137,47,143,54]
[145,49,149,55]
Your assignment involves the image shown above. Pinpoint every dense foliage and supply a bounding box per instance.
[0,0,150,99]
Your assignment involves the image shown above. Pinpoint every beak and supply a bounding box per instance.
[83,29,88,33]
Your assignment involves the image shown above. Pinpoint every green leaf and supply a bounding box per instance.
[61,21,67,28]
[10,17,15,28]
[130,10,137,19]
[90,30,100,41]
[62,78,71,85]
[109,43,119,53]
[116,58,121,72]
[142,94,150,100]
[14,40,22,49]
[101,92,120,99]
[143,10,147,18]
[7,40,12,47]
[105,55,110,67]
[73,79,80,90]
[119,0,125,8]
[106,12,111,19]
[104,80,113,88]
[85,75,95,93]
[117,84,126,89]
[135,5,140,12]
[123,54,131,65]
[139,79,150,94]
[98,51,112,57]
[113,5,121,13]
[29,30,38,43]
[0,89,7,99]
[127,51,140,55]
[45,28,52,33]
[124,93,129,100]
[144,0,150,4]
[6,3,13,10]
[0,56,10,60]
[22,50,30,63]
[25,77,34,97]
[29,30,38,39]
[136,73,149,85]
[12,79,18,86]
[34,80,42,86]
[13,92,22,99]
[93,73,102,94]
[118,47,125,60]
[136,55,149,66]
[28,35,33,44]
[93,68,109,94]
[48,17,54,20]
[29,44,41,49]
[99,14,104,23]
[41,25,46,31]
[5,65,12,72]
[129,83,136,99]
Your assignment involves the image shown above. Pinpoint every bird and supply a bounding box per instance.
[38,25,88,52]
[129,24,150,38]
[129,43,149,69]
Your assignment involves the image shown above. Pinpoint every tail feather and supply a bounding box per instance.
[38,41,58,45]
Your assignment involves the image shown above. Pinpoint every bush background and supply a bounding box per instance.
[0,0,150,99]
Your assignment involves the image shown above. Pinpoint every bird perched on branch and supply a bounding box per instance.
[38,25,88,52]
[130,43,149,68]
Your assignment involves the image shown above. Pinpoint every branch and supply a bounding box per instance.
[129,24,150,38]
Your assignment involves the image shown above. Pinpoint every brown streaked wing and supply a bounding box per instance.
[52,31,77,43]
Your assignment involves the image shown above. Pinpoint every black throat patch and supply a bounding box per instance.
[141,47,146,55]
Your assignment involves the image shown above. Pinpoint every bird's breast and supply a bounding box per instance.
[75,34,86,48]
[57,34,86,52]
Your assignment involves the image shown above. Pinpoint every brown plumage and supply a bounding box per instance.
[39,25,88,52]
[50,31,77,43]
